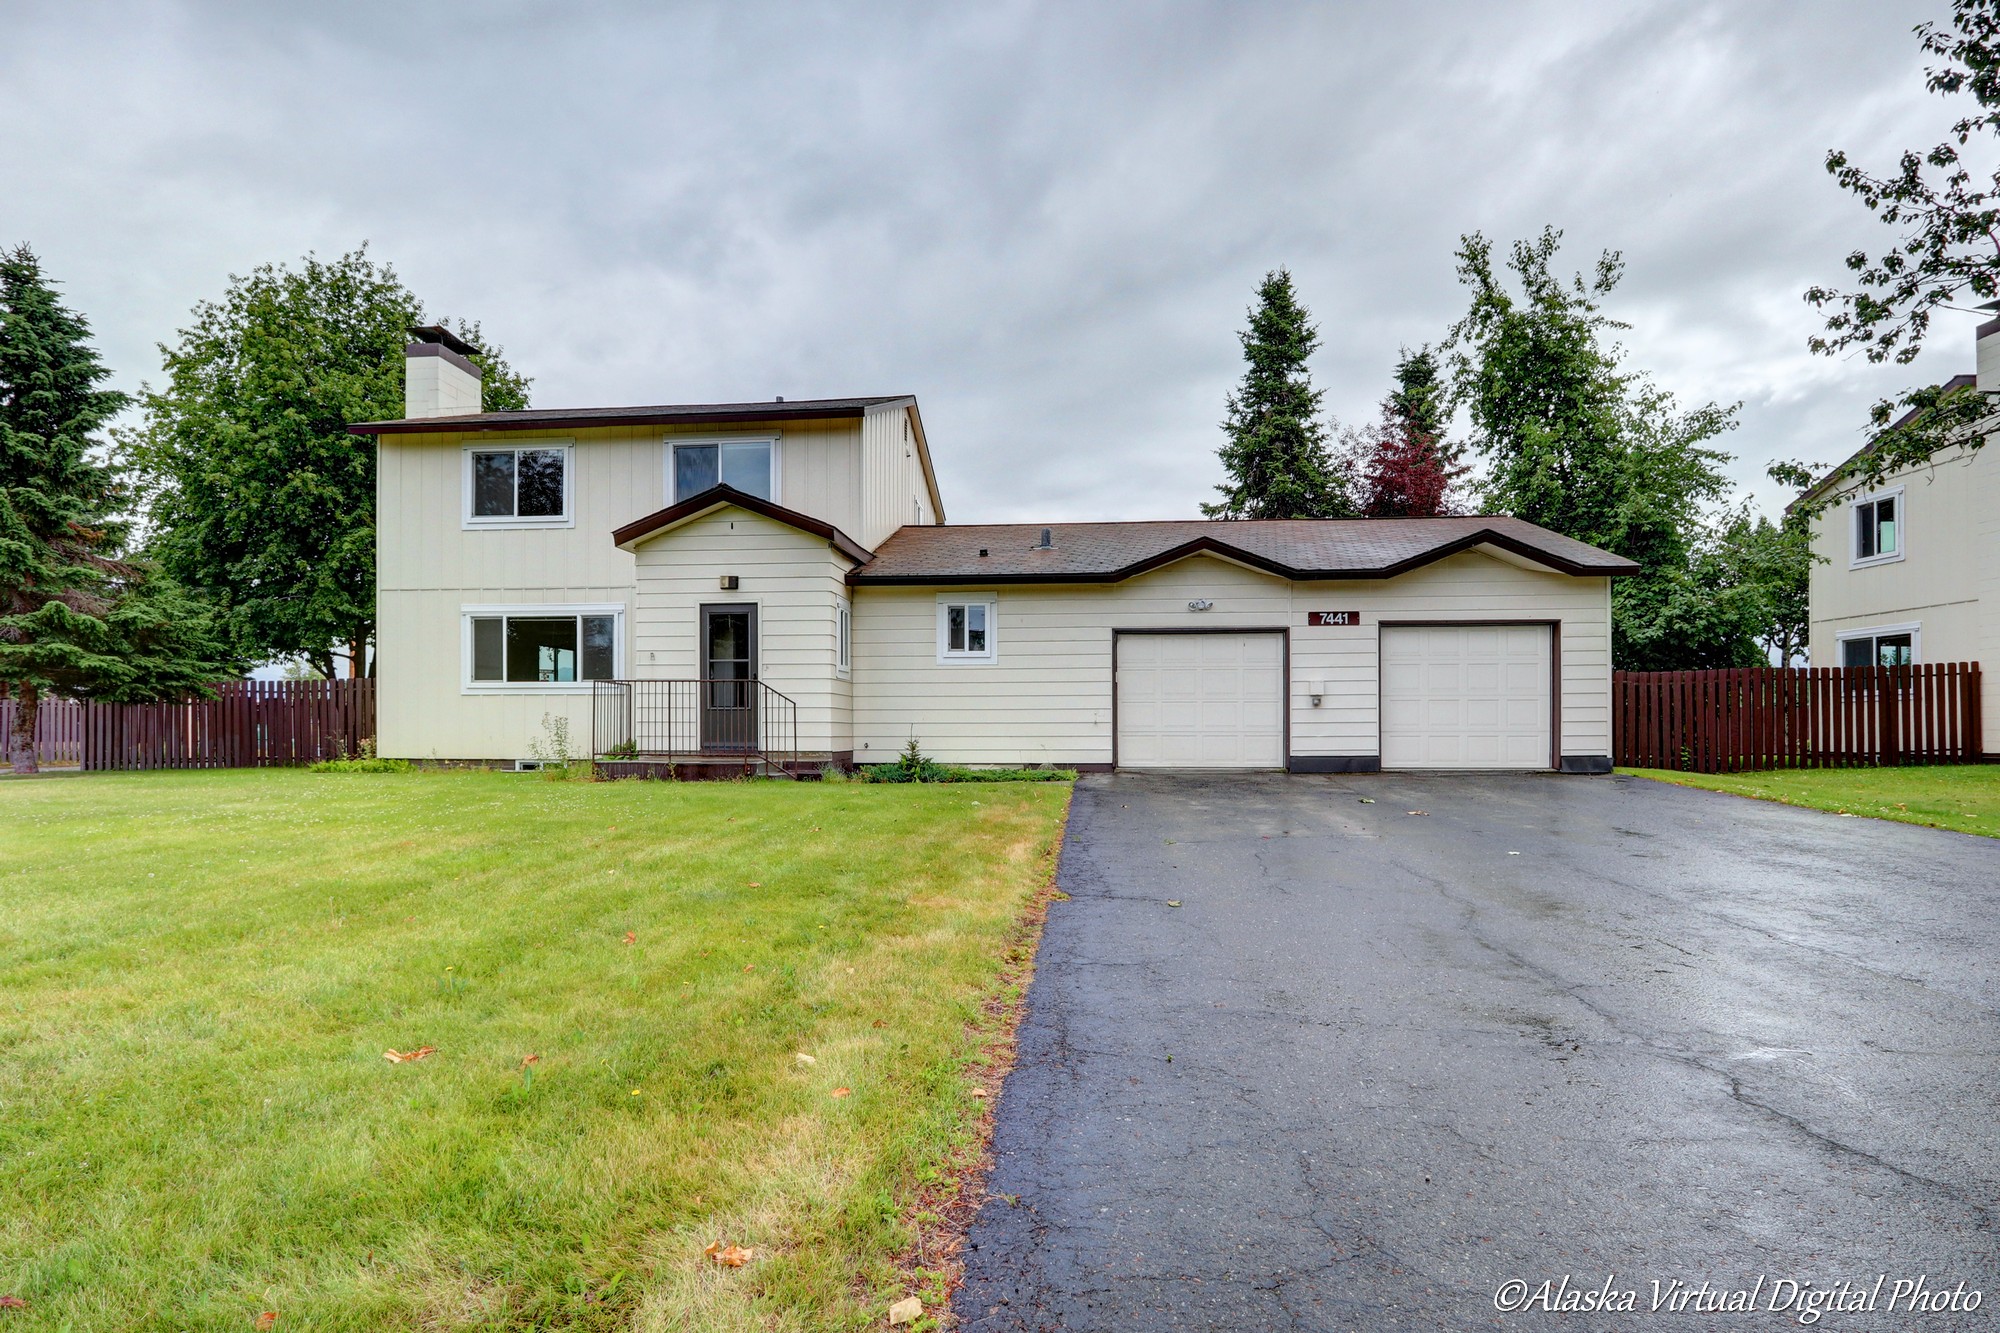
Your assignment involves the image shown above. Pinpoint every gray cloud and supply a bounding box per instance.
[0,0,1965,523]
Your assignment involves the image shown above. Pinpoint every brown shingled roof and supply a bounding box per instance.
[348,395,914,436]
[850,516,1638,584]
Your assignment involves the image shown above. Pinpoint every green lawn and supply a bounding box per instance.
[0,769,1070,1331]
[1623,764,2000,837]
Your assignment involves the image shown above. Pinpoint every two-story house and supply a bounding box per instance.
[1800,315,2000,755]
[353,328,1638,773]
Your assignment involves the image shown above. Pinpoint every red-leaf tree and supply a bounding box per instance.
[1349,346,1466,517]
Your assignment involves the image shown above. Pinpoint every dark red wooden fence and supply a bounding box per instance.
[0,696,84,766]
[80,679,376,771]
[1615,663,1984,773]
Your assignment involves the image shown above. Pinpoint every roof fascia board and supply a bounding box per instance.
[614,485,873,564]
[350,404,871,437]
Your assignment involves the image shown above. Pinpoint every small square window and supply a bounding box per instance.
[938,600,995,662]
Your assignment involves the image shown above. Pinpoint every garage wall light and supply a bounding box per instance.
[1187,599,1213,611]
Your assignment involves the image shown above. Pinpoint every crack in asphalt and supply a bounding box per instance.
[956,773,2000,1332]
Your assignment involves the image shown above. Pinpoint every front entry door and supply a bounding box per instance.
[701,604,758,751]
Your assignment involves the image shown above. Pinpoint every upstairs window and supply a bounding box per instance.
[466,609,618,687]
[466,445,570,526]
[672,438,775,502]
[1852,491,1902,565]
[937,598,995,663]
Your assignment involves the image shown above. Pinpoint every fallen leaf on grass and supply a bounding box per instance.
[704,1241,754,1267]
[888,1295,923,1325]
[746,881,762,887]
[0,1295,25,1310]
[623,931,636,945]
[743,964,756,972]
[383,1046,436,1063]
[831,1087,851,1098]
[520,1053,541,1069]
[255,1314,278,1330]
[969,1087,987,1099]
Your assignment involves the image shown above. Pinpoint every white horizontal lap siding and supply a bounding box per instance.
[851,559,1289,766]
[1290,553,1611,761]
[848,549,1613,767]
[631,510,851,754]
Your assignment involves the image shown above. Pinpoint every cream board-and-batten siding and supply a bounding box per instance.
[849,549,1613,768]
[375,415,870,760]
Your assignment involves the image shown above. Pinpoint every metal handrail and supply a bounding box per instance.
[593,679,801,776]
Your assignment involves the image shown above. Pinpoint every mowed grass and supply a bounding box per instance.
[1623,764,2000,837]
[0,769,1071,1331]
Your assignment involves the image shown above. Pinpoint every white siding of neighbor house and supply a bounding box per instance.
[376,419,863,759]
[859,402,936,548]
[629,509,854,755]
[849,549,1613,767]
[1806,439,2000,750]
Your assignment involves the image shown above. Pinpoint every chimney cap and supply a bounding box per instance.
[408,324,482,359]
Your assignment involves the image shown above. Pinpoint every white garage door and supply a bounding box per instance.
[1381,624,1551,769]
[1116,633,1285,769]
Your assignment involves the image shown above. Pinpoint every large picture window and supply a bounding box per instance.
[465,444,571,526]
[464,607,620,689]
[670,437,776,502]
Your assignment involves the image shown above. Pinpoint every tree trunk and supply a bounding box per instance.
[9,680,40,775]
[348,638,365,679]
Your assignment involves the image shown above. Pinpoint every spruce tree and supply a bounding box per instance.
[1204,269,1354,519]
[0,245,231,772]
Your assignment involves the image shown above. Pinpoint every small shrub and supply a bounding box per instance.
[601,739,638,759]
[309,756,413,774]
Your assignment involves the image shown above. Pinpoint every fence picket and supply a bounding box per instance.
[1613,664,1982,774]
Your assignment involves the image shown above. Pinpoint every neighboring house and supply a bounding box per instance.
[351,328,1637,773]
[1798,314,2000,753]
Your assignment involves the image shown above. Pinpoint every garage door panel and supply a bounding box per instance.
[1117,633,1284,770]
[1382,624,1551,770]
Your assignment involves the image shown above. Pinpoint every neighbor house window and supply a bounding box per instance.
[836,601,852,676]
[937,598,996,663]
[465,444,571,526]
[671,437,776,502]
[1852,490,1902,565]
[465,607,620,688]
[1839,629,1915,668]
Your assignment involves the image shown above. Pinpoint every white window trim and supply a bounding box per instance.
[936,592,998,665]
[1848,485,1905,569]
[461,441,576,529]
[665,433,783,506]
[836,599,852,679]
[461,602,625,694]
[1834,621,1921,666]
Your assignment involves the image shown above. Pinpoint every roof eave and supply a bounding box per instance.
[614,485,873,564]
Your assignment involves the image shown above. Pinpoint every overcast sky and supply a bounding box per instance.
[0,0,1974,523]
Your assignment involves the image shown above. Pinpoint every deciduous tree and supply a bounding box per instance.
[1798,0,2000,497]
[124,246,530,678]
[1350,346,1466,517]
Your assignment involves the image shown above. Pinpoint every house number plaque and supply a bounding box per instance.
[1307,611,1361,626]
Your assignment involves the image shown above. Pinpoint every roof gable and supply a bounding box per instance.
[613,485,874,564]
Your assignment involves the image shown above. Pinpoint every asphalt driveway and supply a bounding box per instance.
[955,772,2000,1332]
